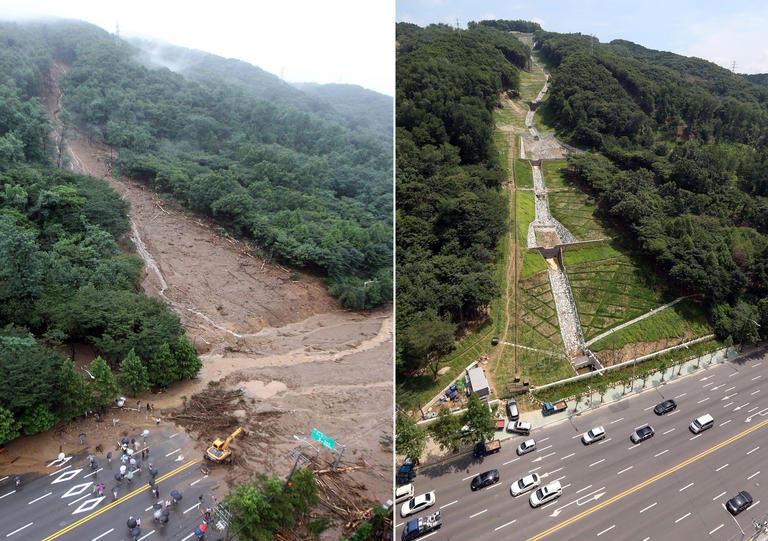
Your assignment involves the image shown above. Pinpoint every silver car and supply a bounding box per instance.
[582,426,606,445]
[516,438,536,456]
[510,473,540,496]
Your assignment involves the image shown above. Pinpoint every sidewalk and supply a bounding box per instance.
[419,346,745,467]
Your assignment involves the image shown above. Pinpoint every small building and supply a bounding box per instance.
[467,367,490,400]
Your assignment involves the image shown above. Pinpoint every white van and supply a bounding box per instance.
[395,483,415,503]
[689,413,714,434]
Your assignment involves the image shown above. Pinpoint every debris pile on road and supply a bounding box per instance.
[167,387,245,435]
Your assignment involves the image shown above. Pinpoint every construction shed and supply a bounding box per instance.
[467,367,490,400]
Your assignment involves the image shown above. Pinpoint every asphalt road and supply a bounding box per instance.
[398,349,768,541]
[0,424,220,541]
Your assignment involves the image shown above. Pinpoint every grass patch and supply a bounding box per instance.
[548,190,610,241]
[518,67,548,102]
[533,339,723,403]
[590,299,712,352]
[541,160,569,189]
[562,241,622,266]
[516,191,535,246]
[492,131,511,174]
[515,159,533,188]
[521,250,547,277]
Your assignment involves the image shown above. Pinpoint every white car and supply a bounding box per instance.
[400,491,436,518]
[516,438,536,456]
[581,426,606,445]
[529,480,562,508]
[510,473,541,497]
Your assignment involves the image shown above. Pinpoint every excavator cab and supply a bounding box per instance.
[204,427,244,464]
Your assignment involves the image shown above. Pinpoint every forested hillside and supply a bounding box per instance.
[534,31,768,343]
[2,19,391,309]
[396,23,528,375]
[0,20,201,443]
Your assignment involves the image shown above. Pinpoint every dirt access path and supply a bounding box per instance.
[18,63,394,511]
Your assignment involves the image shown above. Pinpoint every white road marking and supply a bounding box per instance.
[700,375,713,381]
[729,372,739,378]
[180,534,195,541]
[183,503,200,514]
[83,468,103,478]
[597,438,611,445]
[529,466,542,473]
[747,446,760,455]
[27,492,52,504]
[503,458,520,465]
[753,375,762,381]
[0,477,6,483]
[711,384,724,391]
[748,471,760,480]
[0,491,15,500]
[560,453,575,461]
[679,482,694,492]
[697,397,710,404]
[709,524,724,535]
[571,434,583,439]
[675,512,691,523]
[190,478,202,486]
[703,382,714,388]
[539,437,550,443]
[643,405,655,411]
[469,509,487,519]
[725,386,736,392]
[720,420,732,427]
[543,467,562,477]
[748,406,760,413]
[617,466,633,475]
[713,491,727,501]
[690,434,701,441]
[610,417,624,424]
[575,484,593,494]
[676,393,687,398]
[753,390,762,396]
[716,464,729,472]
[485,483,501,491]
[165,448,181,457]
[663,428,676,435]
[536,452,556,461]
[49,465,72,476]
[668,410,680,416]
[138,531,154,541]
[754,362,763,368]
[723,402,734,408]
[440,500,458,509]
[67,494,90,506]
[654,450,669,458]
[596,525,615,536]
[495,519,517,531]
[589,459,605,468]
[169,433,178,438]
[5,522,33,537]
[538,445,553,452]
[639,502,657,513]
[462,474,476,481]
[91,528,114,541]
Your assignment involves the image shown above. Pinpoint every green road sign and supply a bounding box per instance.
[311,428,336,450]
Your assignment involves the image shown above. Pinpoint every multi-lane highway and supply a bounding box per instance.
[399,349,768,540]
[0,424,217,541]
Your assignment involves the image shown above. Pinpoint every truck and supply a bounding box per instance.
[473,439,501,457]
[396,461,416,485]
[506,420,531,435]
[542,400,568,416]
[401,511,441,540]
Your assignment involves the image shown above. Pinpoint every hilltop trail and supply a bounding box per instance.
[32,63,393,511]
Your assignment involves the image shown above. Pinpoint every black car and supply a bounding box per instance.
[726,491,753,515]
[630,425,654,443]
[654,399,677,415]
[506,398,519,421]
[470,469,500,491]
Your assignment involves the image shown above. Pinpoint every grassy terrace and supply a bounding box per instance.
[548,190,610,241]
[515,159,533,188]
[518,65,548,102]
[590,298,712,352]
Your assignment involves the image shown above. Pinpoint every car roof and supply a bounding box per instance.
[591,426,605,433]
[521,473,538,483]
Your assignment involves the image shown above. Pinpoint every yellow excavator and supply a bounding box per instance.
[204,427,244,464]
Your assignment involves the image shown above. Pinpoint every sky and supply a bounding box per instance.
[397,0,768,74]
[0,0,394,96]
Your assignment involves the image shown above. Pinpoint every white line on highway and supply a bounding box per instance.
[165,448,181,457]
[753,390,761,396]
[723,402,734,408]
[668,410,680,416]
[753,375,762,381]
[485,483,501,491]
[91,528,114,541]
[675,512,691,523]
[627,446,640,451]
[169,433,178,438]
[145,505,153,511]
[747,446,760,455]
[529,467,542,473]
[725,386,736,392]
[749,406,760,413]
[544,467,563,477]
[679,482,694,492]
[575,484,593,495]
[0,477,6,483]
[589,459,605,468]
[190,478,202,486]
[180,534,195,541]
[654,449,669,458]
[610,417,624,424]
[138,531,154,541]
[0,491,15,500]
[755,362,763,368]
[663,428,676,435]
[748,471,760,480]
[183,503,200,514]
[720,420,732,427]
[676,393,687,398]
[27,492,51,504]
[690,434,701,441]
[503,458,520,465]
[597,438,612,445]
[5,522,33,537]
[714,491,727,501]
[716,464,729,472]
[49,465,71,476]
[495,519,517,531]
[641,538,650,541]
[596,525,615,536]
[700,375,713,381]
[539,437,550,443]
[84,468,103,478]
[462,474,476,481]
[729,372,739,378]
[572,434,583,439]
[754,500,761,509]
[703,382,714,388]
[639,502,657,513]
[643,405,655,411]
[709,524,724,535]
[698,397,710,404]
[440,500,458,509]
[538,452,556,460]
[67,494,90,506]
[555,476,567,484]
[711,384,724,390]
[469,509,487,519]
[617,466,633,475]
[538,445,553,452]
[560,453,575,461]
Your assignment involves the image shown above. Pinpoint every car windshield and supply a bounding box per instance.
[521,476,532,486]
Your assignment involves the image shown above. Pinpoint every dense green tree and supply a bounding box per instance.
[57,358,91,420]
[118,349,150,397]
[396,413,427,461]
[0,407,19,445]
[20,405,57,435]
[462,393,495,442]
[399,318,456,376]
[172,335,202,380]
[86,356,120,409]
[430,408,462,452]
[147,343,178,388]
